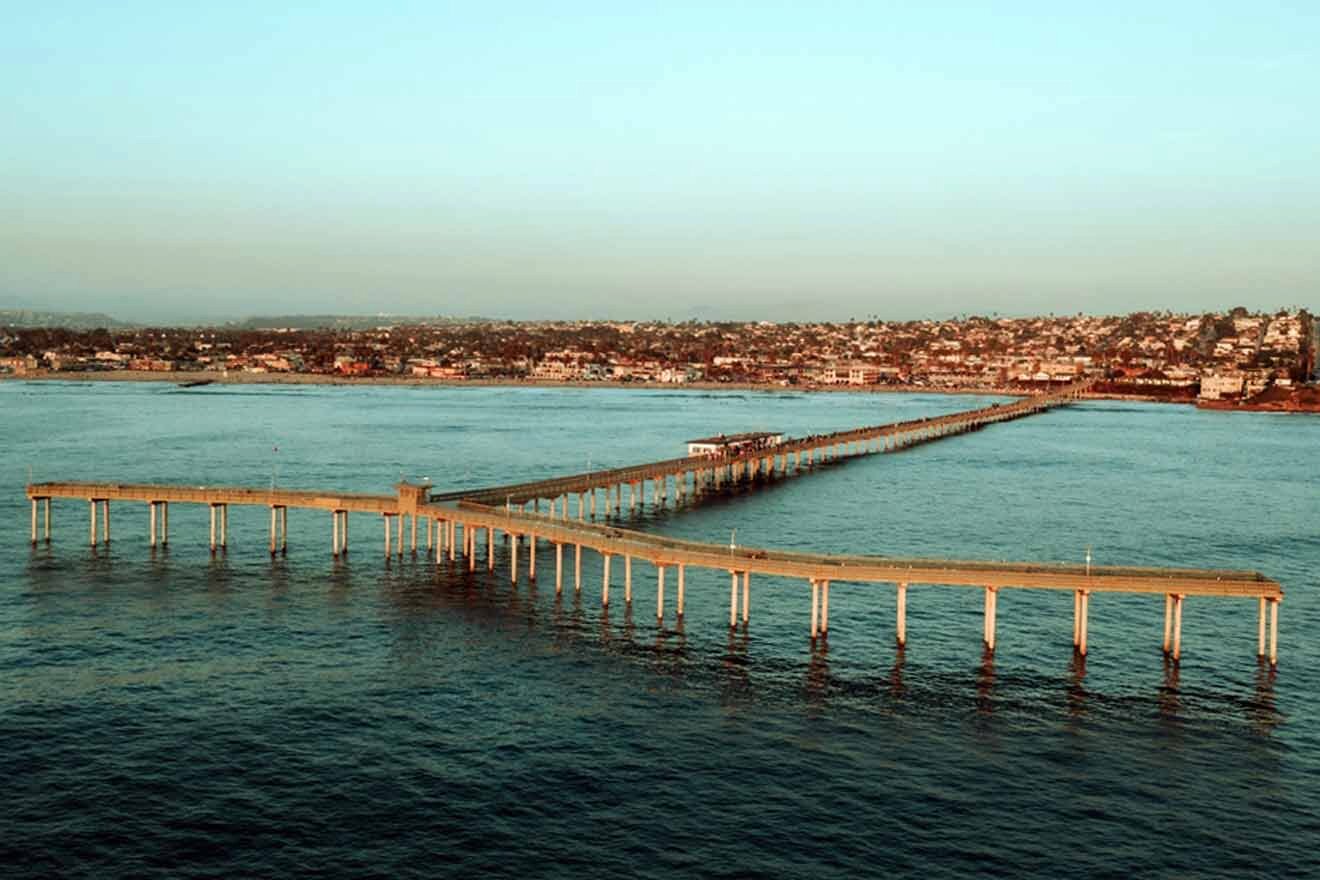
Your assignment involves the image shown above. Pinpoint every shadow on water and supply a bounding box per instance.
[565,585,585,642]
[326,557,354,606]
[650,616,689,679]
[1247,658,1281,736]
[86,543,115,578]
[1157,655,1182,725]
[975,647,995,716]
[202,552,232,606]
[887,646,906,701]
[620,603,636,642]
[598,602,615,646]
[804,638,831,711]
[266,555,292,598]
[721,627,751,699]
[1066,652,1088,721]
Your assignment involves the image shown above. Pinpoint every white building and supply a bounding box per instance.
[687,431,784,457]
[1200,373,1245,400]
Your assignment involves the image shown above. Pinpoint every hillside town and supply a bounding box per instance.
[1,309,1315,403]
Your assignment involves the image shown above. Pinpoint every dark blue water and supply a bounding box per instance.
[2,382,1317,878]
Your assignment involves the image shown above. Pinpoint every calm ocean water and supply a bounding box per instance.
[1,382,1317,878]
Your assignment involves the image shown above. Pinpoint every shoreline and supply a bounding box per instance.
[0,368,1197,404]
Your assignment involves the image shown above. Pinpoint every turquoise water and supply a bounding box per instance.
[1,382,1316,877]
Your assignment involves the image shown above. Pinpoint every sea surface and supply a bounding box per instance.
[1,381,1317,878]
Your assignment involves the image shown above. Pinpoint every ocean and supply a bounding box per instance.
[1,381,1316,878]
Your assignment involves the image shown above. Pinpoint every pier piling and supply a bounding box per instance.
[810,579,820,638]
[730,572,738,628]
[1269,599,1279,666]
[1172,594,1183,661]
[1163,594,1173,654]
[555,542,563,594]
[1257,597,1266,658]
[897,582,907,647]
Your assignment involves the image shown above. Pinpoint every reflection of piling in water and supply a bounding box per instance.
[1158,655,1182,719]
[888,647,906,699]
[1066,652,1087,719]
[1249,658,1280,735]
[976,648,996,714]
[805,640,831,704]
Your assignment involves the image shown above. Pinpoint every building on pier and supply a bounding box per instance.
[686,431,784,458]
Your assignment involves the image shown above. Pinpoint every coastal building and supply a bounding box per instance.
[127,358,177,372]
[660,365,704,384]
[530,359,578,381]
[1200,373,1245,400]
[0,355,38,375]
[820,362,887,385]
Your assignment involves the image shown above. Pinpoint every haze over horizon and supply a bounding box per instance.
[4,2,1316,323]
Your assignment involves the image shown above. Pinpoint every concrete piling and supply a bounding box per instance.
[819,579,828,633]
[897,582,907,647]
[1269,599,1279,666]
[1163,594,1173,654]
[810,579,819,638]
[657,565,665,621]
[555,542,563,594]
[1172,594,1183,661]
[730,572,738,628]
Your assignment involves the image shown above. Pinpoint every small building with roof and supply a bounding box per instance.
[686,431,784,458]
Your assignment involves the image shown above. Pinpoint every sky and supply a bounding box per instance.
[2,1,1316,322]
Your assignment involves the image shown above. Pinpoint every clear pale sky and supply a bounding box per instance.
[3,2,1316,322]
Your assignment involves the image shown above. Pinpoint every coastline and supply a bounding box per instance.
[0,369,1199,403]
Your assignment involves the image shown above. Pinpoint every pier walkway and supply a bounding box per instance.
[24,379,1283,666]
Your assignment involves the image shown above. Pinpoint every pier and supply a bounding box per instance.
[24,380,1283,666]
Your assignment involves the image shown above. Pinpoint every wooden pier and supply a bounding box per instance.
[24,380,1283,666]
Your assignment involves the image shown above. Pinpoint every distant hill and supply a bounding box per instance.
[0,309,134,329]
[230,314,493,331]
